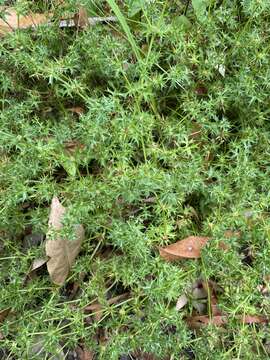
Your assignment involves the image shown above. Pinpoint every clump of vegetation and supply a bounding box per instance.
[0,0,270,358]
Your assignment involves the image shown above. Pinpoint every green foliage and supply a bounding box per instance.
[0,0,270,358]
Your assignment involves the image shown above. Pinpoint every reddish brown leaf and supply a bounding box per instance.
[67,107,84,116]
[159,236,210,260]
[195,85,208,95]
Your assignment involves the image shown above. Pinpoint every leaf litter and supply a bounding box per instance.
[45,196,84,285]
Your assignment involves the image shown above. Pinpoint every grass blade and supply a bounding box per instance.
[106,0,141,62]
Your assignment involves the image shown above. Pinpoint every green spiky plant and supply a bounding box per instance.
[0,0,270,358]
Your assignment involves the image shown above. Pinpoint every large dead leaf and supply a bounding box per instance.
[46,197,84,285]
[159,236,210,260]
[0,7,50,35]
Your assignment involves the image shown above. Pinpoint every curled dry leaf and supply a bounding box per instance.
[0,7,50,35]
[46,197,84,285]
[159,236,210,260]
[24,258,48,284]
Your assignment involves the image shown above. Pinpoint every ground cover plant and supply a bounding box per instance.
[0,0,270,358]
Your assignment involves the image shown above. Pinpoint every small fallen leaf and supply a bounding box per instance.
[24,258,48,284]
[84,293,130,312]
[186,315,227,328]
[240,314,269,324]
[0,308,11,323]
[159,236,210,260]
[176,294,188,311]
[67,107,84,116]
[215,64,225,77]
[76,345,94,360]
[46,197,84,285]
[224,230,241,238]
[186,314,268,329]
[0,7,50,35]
[195,85,208,95]
[75,6,89,28]
[84,293,130,321]
[64,140,85,154]
[257,275,270,296]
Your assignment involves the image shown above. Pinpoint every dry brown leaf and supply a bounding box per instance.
[0,308,11,323]
[76,345,94,360]
[46,196,84,285]
[133,351,157,360]
[84,293,130,312]
[159,236,210,260]
[186,315,227,328]
[240,315,269,324]
[64,140,85,154]
[84,293,130,322]
[74,6,89,28]
[0,7,50,35]
[67,107,84,116]
[186,314,269,329]
[224,230,241,238]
